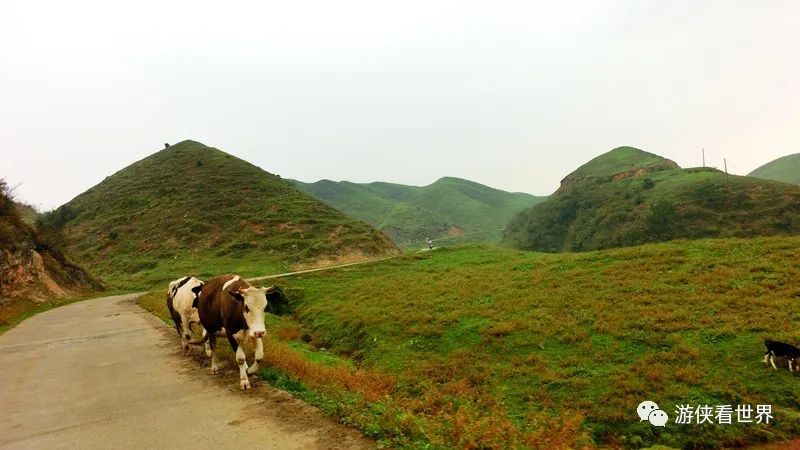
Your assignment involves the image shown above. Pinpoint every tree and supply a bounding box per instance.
[648,199,675,239]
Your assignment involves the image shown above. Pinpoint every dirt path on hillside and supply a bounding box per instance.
[0,294,373,449]
[247,256,394,282]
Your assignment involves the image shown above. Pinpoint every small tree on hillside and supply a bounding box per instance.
[648,199,676,240]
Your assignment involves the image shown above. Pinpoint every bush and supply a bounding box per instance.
[648,199,676,239]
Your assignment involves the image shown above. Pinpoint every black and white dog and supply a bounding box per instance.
[763,339,800,372]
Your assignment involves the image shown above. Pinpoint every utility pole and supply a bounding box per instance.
[724,157,729,184]
[702,148,705,167]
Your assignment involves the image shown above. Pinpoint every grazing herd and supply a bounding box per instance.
[166,274,285,390]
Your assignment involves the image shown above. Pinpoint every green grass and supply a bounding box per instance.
[504,147,800,252]
[291,176,546,246]
[749,153,800,185]
[43,140,398,290]
[273,236,800,448]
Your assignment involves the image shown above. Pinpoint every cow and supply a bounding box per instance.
[166,276,210,355]
[763,339,800,372]
[192,274,278,390]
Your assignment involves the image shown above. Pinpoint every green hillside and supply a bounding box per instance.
[0,179,100,328]
[43,140,398,289]
[266,237,800,448]
[558,145,679,192]
[749,153,800,185]
[504,146,800,252]
[292,177,546,246]
[14,202,39,226]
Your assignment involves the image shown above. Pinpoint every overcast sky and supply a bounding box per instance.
[2,1,799,209]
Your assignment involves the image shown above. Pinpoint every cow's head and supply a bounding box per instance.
[230,285,276,338]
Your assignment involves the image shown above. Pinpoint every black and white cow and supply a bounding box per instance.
[166,276,209,355]
[192,274,279,390]
[763,339,800,372]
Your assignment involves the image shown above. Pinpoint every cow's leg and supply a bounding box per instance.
[770,354,778,370]
[789,359,794,372]
[209,333,219,374]
[246,336,263,375]
[167,297,182,341]
[763,350,770,365]
[202,329,212,357]
[229,331,250,390]
[169,308,183,345]
[180,314,192,353]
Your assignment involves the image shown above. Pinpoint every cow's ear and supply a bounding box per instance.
[230,290,244,302]
[191,284,203,294]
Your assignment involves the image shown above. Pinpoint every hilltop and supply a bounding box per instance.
[748,152,800,185]
[291,177,545,246]
[44,140,398,288]
[0,180,100,327]
[555,146,679,194]
[504,146,800,252]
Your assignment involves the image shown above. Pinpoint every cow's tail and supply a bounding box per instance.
[188,333,210,346]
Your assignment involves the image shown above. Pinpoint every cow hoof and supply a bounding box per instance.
[211,365,219,374]
[205,349,212,358]
[240,379,251,390]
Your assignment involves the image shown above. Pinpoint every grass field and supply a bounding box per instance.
[139,236,800,448]
[292,177,545,246]
[749,153,800,186]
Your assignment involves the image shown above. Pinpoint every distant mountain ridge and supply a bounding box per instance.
[504,146,800,252]
[44,140,398,288]
[748,153,800,185]
[291,177,546,245]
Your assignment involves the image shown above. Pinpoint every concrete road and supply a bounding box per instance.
[0,294,373,449]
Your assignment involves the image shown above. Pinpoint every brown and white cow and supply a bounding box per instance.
[165,276,210,355]
[192,274,276,390]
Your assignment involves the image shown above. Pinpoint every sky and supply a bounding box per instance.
[2,0,799,210]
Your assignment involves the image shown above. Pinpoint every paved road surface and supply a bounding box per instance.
[0,294,373,449]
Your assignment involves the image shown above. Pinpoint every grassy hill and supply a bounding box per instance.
[43,140,398,289]
[292,177,546,246]
[14,202,39,226]
[266,237,800,448]
[0,180,100,329]
[557,146,679,193]
[504,146,800,252]
[749,153,800,185]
